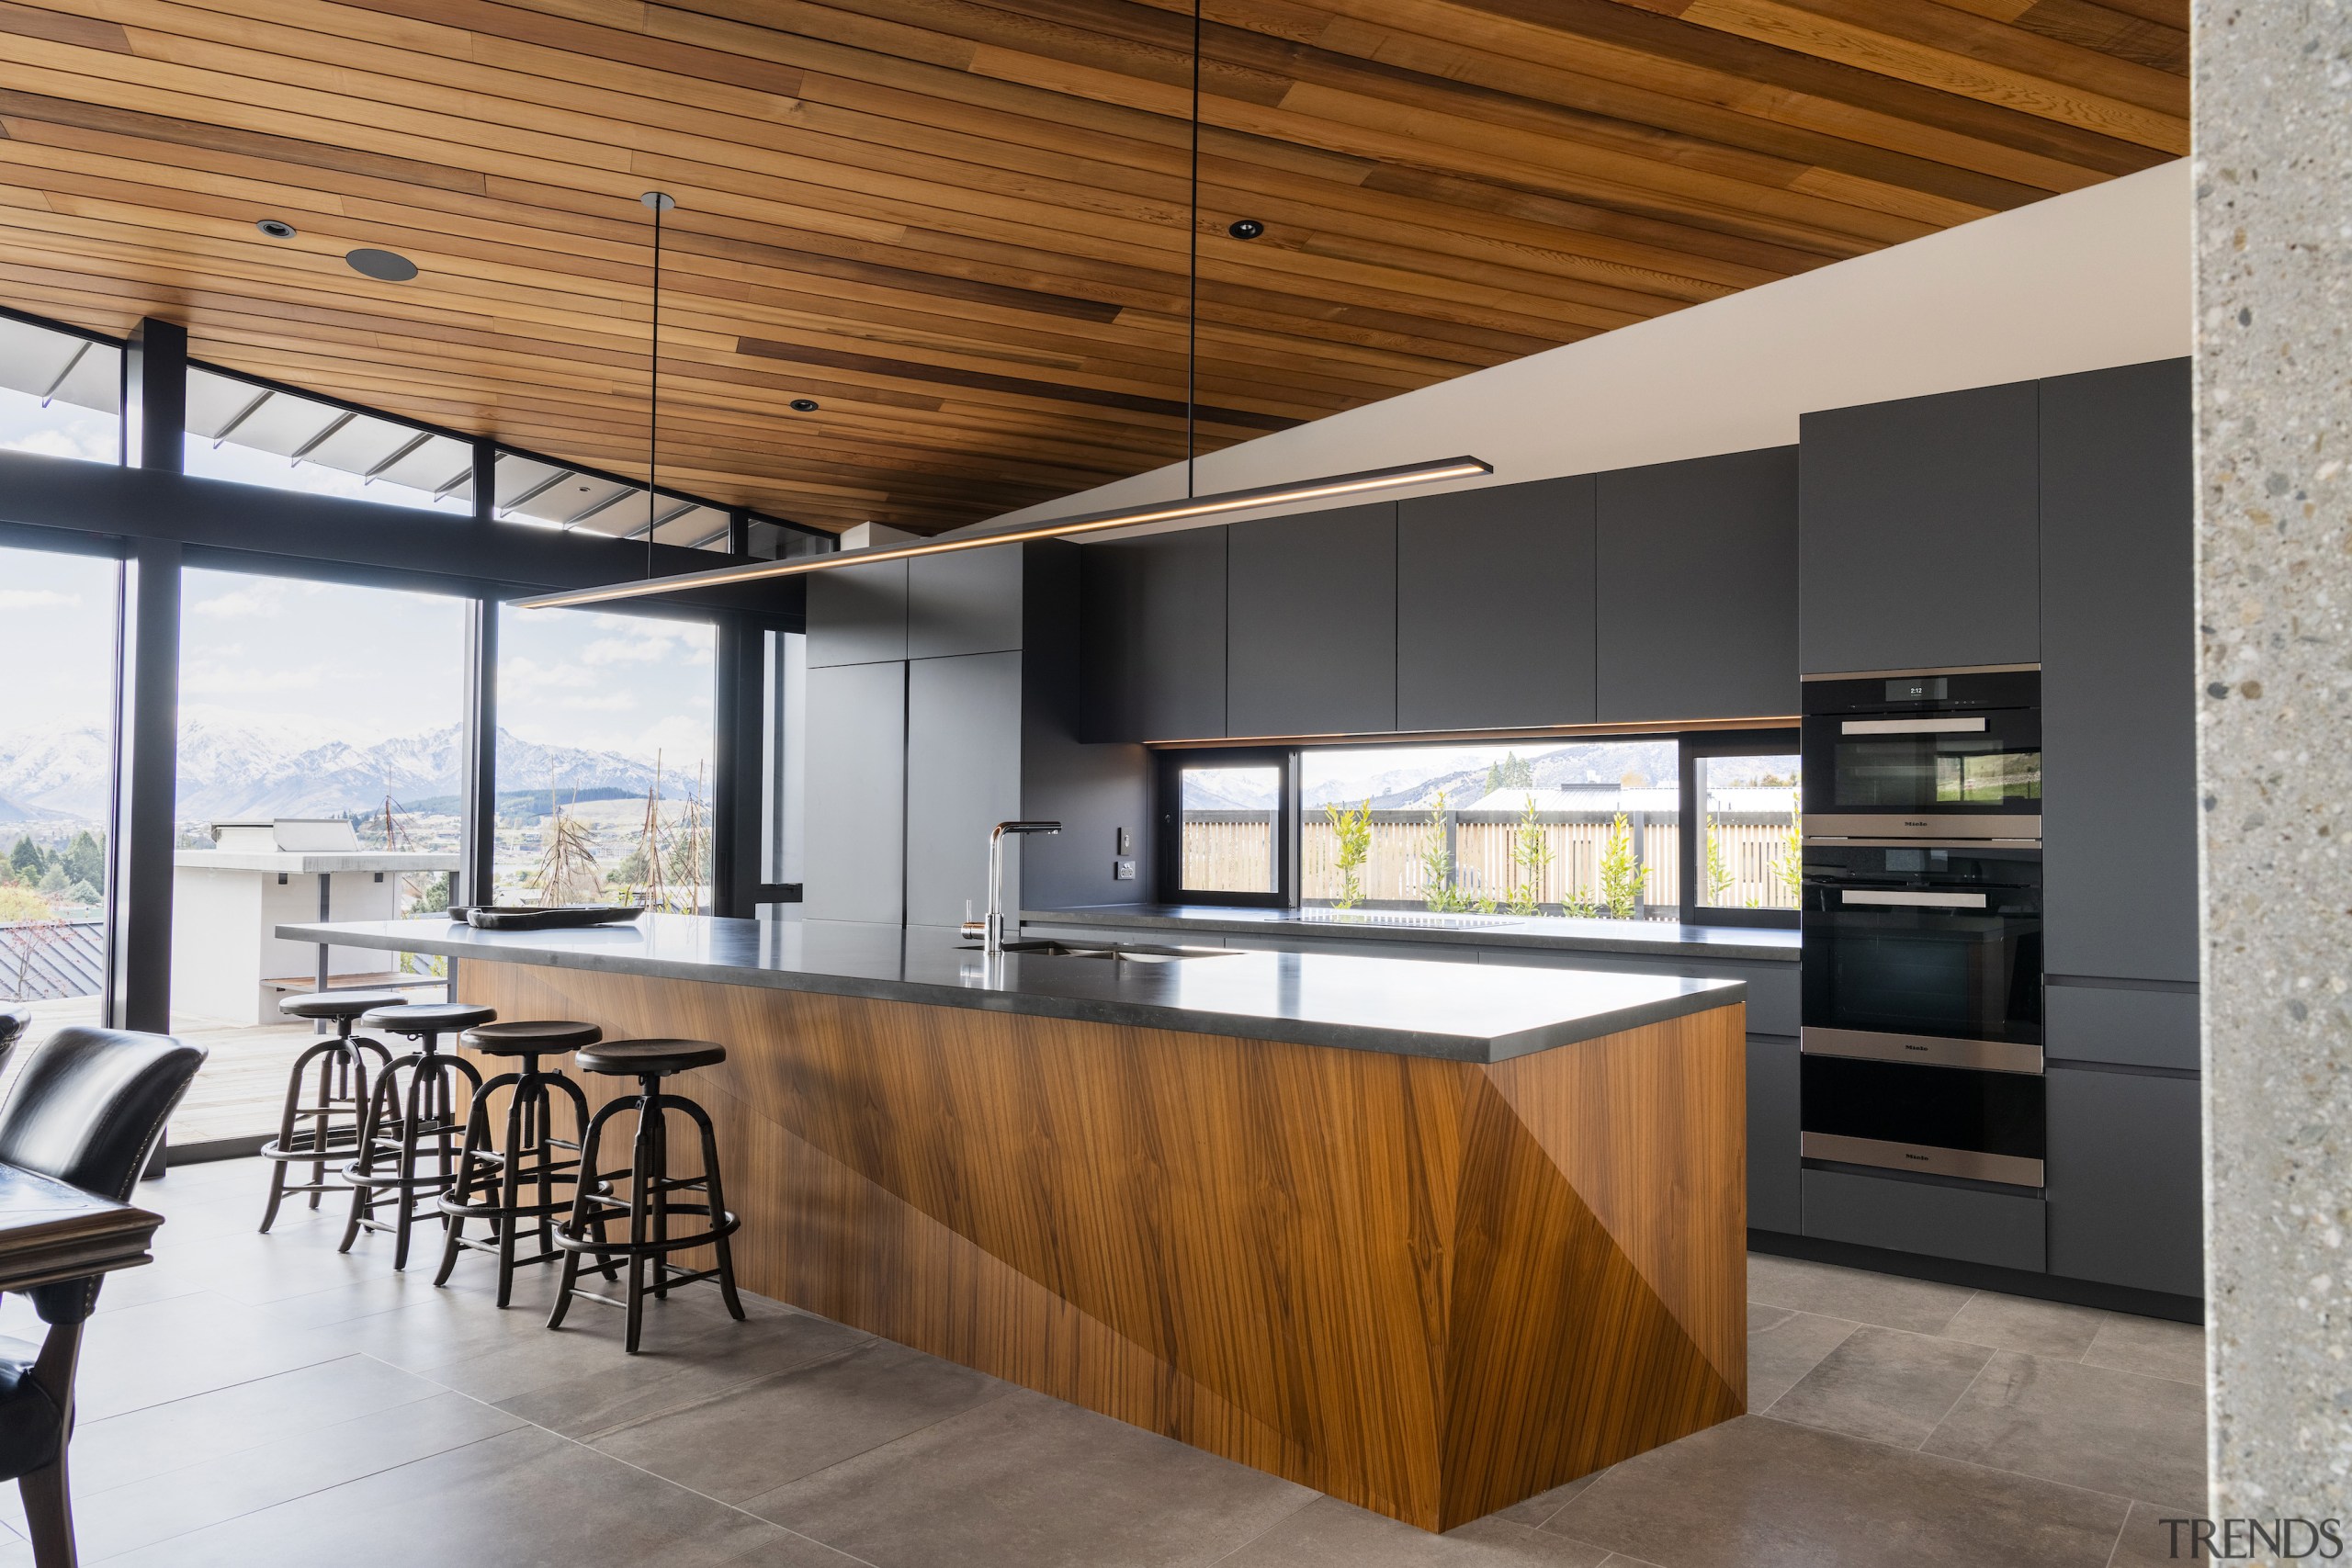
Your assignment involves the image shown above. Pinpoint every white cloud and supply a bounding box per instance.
[181,661,322,694]
[582,633,679,666]
[2,426,116,465]
[561,693,636,711]
[0,589,79,609]
[191,581,301,619]
[501,657,594,694]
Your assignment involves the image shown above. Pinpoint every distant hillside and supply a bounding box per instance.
[0,716,694,824]
[1302,740,1679,810]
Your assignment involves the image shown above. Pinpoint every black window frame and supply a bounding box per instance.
[1679,727,1803,930]
[1155,746,1296,908]
[1153,728,1801,927]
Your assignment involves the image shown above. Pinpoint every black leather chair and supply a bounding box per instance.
[0,1028,205,1567]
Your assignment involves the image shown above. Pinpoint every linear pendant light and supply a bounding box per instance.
[518,10,1490,613]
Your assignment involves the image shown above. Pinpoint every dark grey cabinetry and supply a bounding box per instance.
[1801,1168,2046,1272]
[910,545,1023,660]
[1396,479,1595,731]
[807,559,908,669]
[1597,447,1798,722]
[1747,1037,1800,1234]
[802,660,906,926]
[1798,381,2040,675]
[1227,502,1397,738]
[1080,527,1227,741]
[906,651,1023,929]
[2047,1066,2203,1298]
[2046,982,2199,1072]
[2041,358,2197,983]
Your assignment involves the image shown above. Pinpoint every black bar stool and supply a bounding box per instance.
[548,1039,745,1352]
[434,1020,604,1306]
[257,990,407,1233]
[339,1001,495,1269]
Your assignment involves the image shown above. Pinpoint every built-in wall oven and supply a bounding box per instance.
[1800,669,2045,1190]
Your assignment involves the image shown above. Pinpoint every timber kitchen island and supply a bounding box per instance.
[282,914,1748,1532]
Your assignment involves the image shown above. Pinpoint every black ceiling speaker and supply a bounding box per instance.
[255,219,297,240]
[791,398,820,412]
[345,248,418,282]
[1227,219,1265,240]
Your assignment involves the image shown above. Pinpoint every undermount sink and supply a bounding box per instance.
[958,939,1238,962]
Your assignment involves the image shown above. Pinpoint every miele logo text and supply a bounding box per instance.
[2162,1518,2347,1560]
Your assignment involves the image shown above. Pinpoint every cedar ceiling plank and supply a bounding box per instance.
[326,0,810,96]
[2012,0,2185,74]
[1357,0,2161,174]
[737,333,1303,431]
[0,87,487,193]
[0,1,130,51]
[1748,0,2183,108]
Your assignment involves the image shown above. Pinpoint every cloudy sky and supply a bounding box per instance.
[1,388,715,773]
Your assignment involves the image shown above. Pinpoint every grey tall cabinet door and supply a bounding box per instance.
[1597,447,1798,723]
[1227,502,1397,738]
[802,660,906,926]
[1798,381,2040,675]
[1396,478,1595,732]
[807,559,909,669]
[2040,358,2197,983]
[1079,528,1227,742]
[906,652,1023,930]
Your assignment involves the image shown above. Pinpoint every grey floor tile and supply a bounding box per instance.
[2082,1313,2207,1385]
[1543,1414,2130,1568]
[500,1304,875,1438]
[1487,1470,1603,1529]
[593,1338,1011,1501]
[1940,1292,2109,1359]
[71,1290,356,1421]
[71,1390,524,1560]
[1766,1325,1994,1447]
[1218,1495,1611,1566]
[2108,1500,2216,1568]
[1747,1303,1795,1334]
[1747,1310,1860,1411]
[99,1426,822,1568]
[1921,1351,2208,1504]
[746,1384,1314,1567]
[1745,1254,1974,1336]
[65,1353,445,1494]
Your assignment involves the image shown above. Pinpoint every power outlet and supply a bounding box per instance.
[1116,827,1133,855]
[1114,858,1137,882]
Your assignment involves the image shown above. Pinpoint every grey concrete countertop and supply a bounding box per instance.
[278,914,1745,1065]
[1023,903,1803,963]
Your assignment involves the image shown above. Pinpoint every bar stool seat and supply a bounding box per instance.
[255,989,410,1233]
[434,1020,603,1305]
[574,1039,726,1075]
[548,1037,744,1352]
[339,1002,496,1269]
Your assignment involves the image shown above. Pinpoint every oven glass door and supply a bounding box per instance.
[1802,846,2042,1050]
[1801,1054,2046,1184]
[1802,707,2041,819]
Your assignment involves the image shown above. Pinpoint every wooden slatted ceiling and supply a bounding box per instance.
[0,0,2186,534]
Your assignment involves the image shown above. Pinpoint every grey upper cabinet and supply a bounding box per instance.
[1597,447,1798,723]
[1227,502,1397,738]
[2047,1066,2203,1299]
[807,558,908,668]
[1396,478,1595,732]
[909,543,1023,660]
[2041,358,2197,983]
[1079,528,1227,742]
[1798,381,2040,675]
[906,651,1023,929]
[801,660,906,926]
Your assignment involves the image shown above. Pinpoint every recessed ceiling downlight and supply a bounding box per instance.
[1227,218,1264,240]
[791,398,820,412]
[345,247,418,282]
[255,218,298,240]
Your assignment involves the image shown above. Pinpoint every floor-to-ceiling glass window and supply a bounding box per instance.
[168,568,467,1145]
[0,545,123,1074]
[496,605,716,911]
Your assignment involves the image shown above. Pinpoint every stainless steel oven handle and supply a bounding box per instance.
[1838,716,1989,735]
[1838,889,1988,908]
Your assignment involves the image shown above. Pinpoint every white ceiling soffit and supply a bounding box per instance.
[0,318,122,414]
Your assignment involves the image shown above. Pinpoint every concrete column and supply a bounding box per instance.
[2195,0,2352,1519]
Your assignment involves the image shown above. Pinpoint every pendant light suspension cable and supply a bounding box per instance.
[641,189,675,577]
[1187,0,1201,500]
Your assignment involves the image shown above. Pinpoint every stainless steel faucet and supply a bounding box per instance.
[962,821,1060,953]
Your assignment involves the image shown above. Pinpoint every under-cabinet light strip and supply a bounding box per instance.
[511,456,1493,609]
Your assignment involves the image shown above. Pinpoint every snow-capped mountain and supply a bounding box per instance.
[0,715,683,824]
